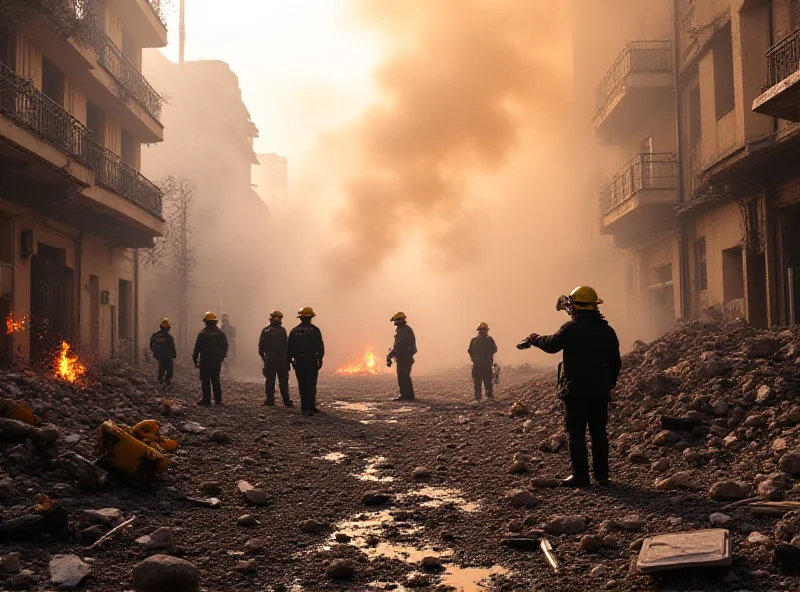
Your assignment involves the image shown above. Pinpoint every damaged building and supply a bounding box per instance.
[574,0,800,340]
[0,0,166,364]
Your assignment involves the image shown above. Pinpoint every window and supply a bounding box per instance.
[722,246,745,301]
[41,57,64,107]
[696,238,708,291]
[121,130,136,167]
[86,101,106,147]
[0,28,14,70]
[688,85,702,147]
[712,25,735,118]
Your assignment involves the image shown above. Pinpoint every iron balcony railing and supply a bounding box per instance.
[79,16,163,122]
[600,153,678,216]
[148,0,168,26]
[595,41,672,120]
[0,62,92,167]
[765,28,800,89]
[0,62,163,218]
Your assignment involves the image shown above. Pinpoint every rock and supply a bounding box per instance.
[82,508,123,526]
[776,511,800,542]
[201,482,222,496]
[80,526,103,544]
[773,438,789,453]
[591,565,611,578]
[65,434,81,444]
[651,459,671,473]
[237,481,269,506]
[746,338,780,359]
[32,426,59,446]
[361,491,392,506]
[335,532,352,543]
[132,554,200,592]
[628,447,649,463]
[245,538,265,554]
[747,532,772,545]
[709,480,750,502]
[49,555,91,589]
[0,552,20,574]
[509,461,529,474]
[712,400,729,416]
[580,535,605,553]
[619,515,643,532]
[136,527,175,551]
[420,556,443,570]
[10,568,36,588]
[300,519,326,534]
[235,560,256,574]
[788,406,800,425]
[653,430,680,446]
[180,422,205,434]
[743,414,767,428]
[530,477,561,488]
[210,430,231,444]
[0,419,34,442]
[544,515,587,536]
[779,451,800,476]
[325,560,355,580]
[709,513,732,527]
[60,452,109,492]
[756,385,772,404]
[237,514,257,527]
[412,467,433,480]
[758,473,794,500]
[655,471,694,491]
[505,489,537,509]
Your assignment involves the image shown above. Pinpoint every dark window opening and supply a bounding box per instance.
[118,279,132,341]
[41,56,64,107]
[723,246,745,301]
[688,85,702,147]
[86,101,106,147]
[696,237,708,291]
[712,25,735,118]
[121,129,136,167]
[0,27,15,70]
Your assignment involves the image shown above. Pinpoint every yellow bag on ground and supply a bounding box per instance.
[129,420,179,452]
[0,399,41,426]
[96,421,169,481]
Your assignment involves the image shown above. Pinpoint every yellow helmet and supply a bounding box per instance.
[390,312,407,322]
[477,322,489,331]
[569,286,603,310]
[297,306,316,318]
[270,309,284,320]
[203,311,218,322]
[160,318,171,329]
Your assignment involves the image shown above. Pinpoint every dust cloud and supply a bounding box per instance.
[259,0,636,375]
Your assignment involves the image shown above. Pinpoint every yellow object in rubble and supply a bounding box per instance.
[129,419,179,452]
[0,399,41,426]
[510,401,530,417]
[96,421,169,481]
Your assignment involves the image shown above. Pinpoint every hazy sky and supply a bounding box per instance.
[160,0,384,162]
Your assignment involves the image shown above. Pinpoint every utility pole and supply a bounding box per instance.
[179,0,186,65]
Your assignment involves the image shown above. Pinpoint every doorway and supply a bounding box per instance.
[30,244,73,363]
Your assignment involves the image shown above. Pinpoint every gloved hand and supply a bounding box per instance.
[516,337,533,350]
[318,359,323,370]
[528,333,539,342]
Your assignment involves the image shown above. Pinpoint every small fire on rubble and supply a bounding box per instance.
[55,342,86,383]
[5,312,28,335]
[337,347,382,376]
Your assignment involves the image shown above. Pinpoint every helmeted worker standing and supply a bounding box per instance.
[387,312,416,401]
[259,310,292,407]
[150,318,177,386]
[192,312,229,406]
[468,322,497,401]
[518,287,621,487]
[287,307,325,416]
[220,314,237,377]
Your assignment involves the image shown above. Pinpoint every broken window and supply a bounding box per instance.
[712,25,735,118]
[696,238,708,291]
[41,56,64,107]
[722,246,745,301]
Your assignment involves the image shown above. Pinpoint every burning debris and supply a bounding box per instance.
[337,347,383,376]
[55,342,86,383]
[5,312,27,335]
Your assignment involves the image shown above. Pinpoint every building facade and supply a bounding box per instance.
[253,153,288,206]
[574,0,800,339]
[0,0,166,365]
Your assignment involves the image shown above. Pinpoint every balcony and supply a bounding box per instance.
[753,29,800,122]
[593,41,674,145]
[600,153,679,247]
[0,63,163,245]
[105,0,168,48]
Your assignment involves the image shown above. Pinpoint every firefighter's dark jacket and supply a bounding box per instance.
[531,310,621,399]
[390,323,417,361]
[150,329,176,360]
[259,323,288,364]
[286,322,325,368]
[468,335,497,366]
[192,326,229,365]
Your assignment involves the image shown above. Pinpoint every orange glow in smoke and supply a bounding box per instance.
[55,342,86,383]
[5,312,28,335]
[337,346,382,375]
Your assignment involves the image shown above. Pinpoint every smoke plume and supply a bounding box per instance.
[326,0,573,282]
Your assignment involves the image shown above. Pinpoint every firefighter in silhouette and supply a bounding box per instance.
[150,318,177,386]
[517,287,621,487]
[192,312,229,406]
[286,307,325,416]
[258,309,292,407]
[220,313,237,377]
[468,322,497,401]
[387,312,416,401]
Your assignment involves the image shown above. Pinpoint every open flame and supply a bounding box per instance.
[55,341,86,383]
[337,346,382,375]
[5,312,28,335]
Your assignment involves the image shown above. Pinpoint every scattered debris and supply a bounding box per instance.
[49,554,92,590]
[636,529,732,574]
[540,539,559,573]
